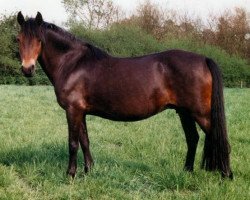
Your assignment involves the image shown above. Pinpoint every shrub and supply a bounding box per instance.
[70,23,165,56]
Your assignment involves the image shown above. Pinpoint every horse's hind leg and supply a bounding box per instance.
[178,111,199,171]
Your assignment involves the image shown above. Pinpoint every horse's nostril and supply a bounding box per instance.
[29,67,33,74]
[21,65,34,77]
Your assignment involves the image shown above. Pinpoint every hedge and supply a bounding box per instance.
[0,21,249,87]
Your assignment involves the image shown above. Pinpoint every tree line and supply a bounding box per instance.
[0,0,249,87]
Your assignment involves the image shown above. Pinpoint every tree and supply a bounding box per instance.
[134,0,165,39]
[214,8,250,58]
[62,0,121,29]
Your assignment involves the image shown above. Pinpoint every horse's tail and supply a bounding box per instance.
[202,58,233,179]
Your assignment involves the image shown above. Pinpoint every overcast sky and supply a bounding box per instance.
[0,0,249,25]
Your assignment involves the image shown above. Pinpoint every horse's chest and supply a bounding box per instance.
[55,87,88,111]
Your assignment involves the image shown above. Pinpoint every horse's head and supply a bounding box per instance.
[17,12,43,77]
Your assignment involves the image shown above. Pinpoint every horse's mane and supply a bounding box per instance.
[22,18,109,60]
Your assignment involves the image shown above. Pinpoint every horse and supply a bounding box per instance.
[16,12,233,179]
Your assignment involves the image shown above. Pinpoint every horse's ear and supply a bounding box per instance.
[17,11,25,26]
[35,12,43,26]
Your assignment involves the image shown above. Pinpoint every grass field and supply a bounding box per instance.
[0,85,249,200]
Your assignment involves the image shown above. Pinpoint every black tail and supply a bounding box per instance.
[202,58,233,179]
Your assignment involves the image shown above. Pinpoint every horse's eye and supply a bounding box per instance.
[16,37,20,43]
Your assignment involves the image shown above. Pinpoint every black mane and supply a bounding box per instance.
[42,21,109,60]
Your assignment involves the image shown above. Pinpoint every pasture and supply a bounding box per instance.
[0,85,249,199]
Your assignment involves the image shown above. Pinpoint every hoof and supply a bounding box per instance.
[221,170,234,180]
[84,162,94,173]
[67,169,76,178]
[84,166,89,173]
[184,166,194,172]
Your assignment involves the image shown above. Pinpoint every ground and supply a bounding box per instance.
[0,86,249,199]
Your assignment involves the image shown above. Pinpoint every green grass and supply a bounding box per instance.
[0,85,249,199]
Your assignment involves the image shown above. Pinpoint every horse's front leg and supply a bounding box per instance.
[66,107,83,177]
[79,116,93,173]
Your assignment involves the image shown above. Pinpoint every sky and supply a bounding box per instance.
[0,0,249,25]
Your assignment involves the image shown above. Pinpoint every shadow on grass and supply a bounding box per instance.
[0,142,152,177]
[0,143,66,165]
[0,142,199,192]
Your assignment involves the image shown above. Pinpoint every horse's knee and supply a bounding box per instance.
[69,141,79,154]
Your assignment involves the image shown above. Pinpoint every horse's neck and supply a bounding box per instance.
[38,33,81,85]
[38,48,60,85]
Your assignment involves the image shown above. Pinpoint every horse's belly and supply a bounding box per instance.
[89,109,157,122]
[88,95,168,122]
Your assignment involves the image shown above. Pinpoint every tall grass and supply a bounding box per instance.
[0,85,249,199]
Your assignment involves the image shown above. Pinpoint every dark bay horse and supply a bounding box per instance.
[16,12,233,179]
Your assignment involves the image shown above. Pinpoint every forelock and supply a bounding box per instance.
[21,18,41,38]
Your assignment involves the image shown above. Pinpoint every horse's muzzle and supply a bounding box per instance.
[21,65,35,77]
